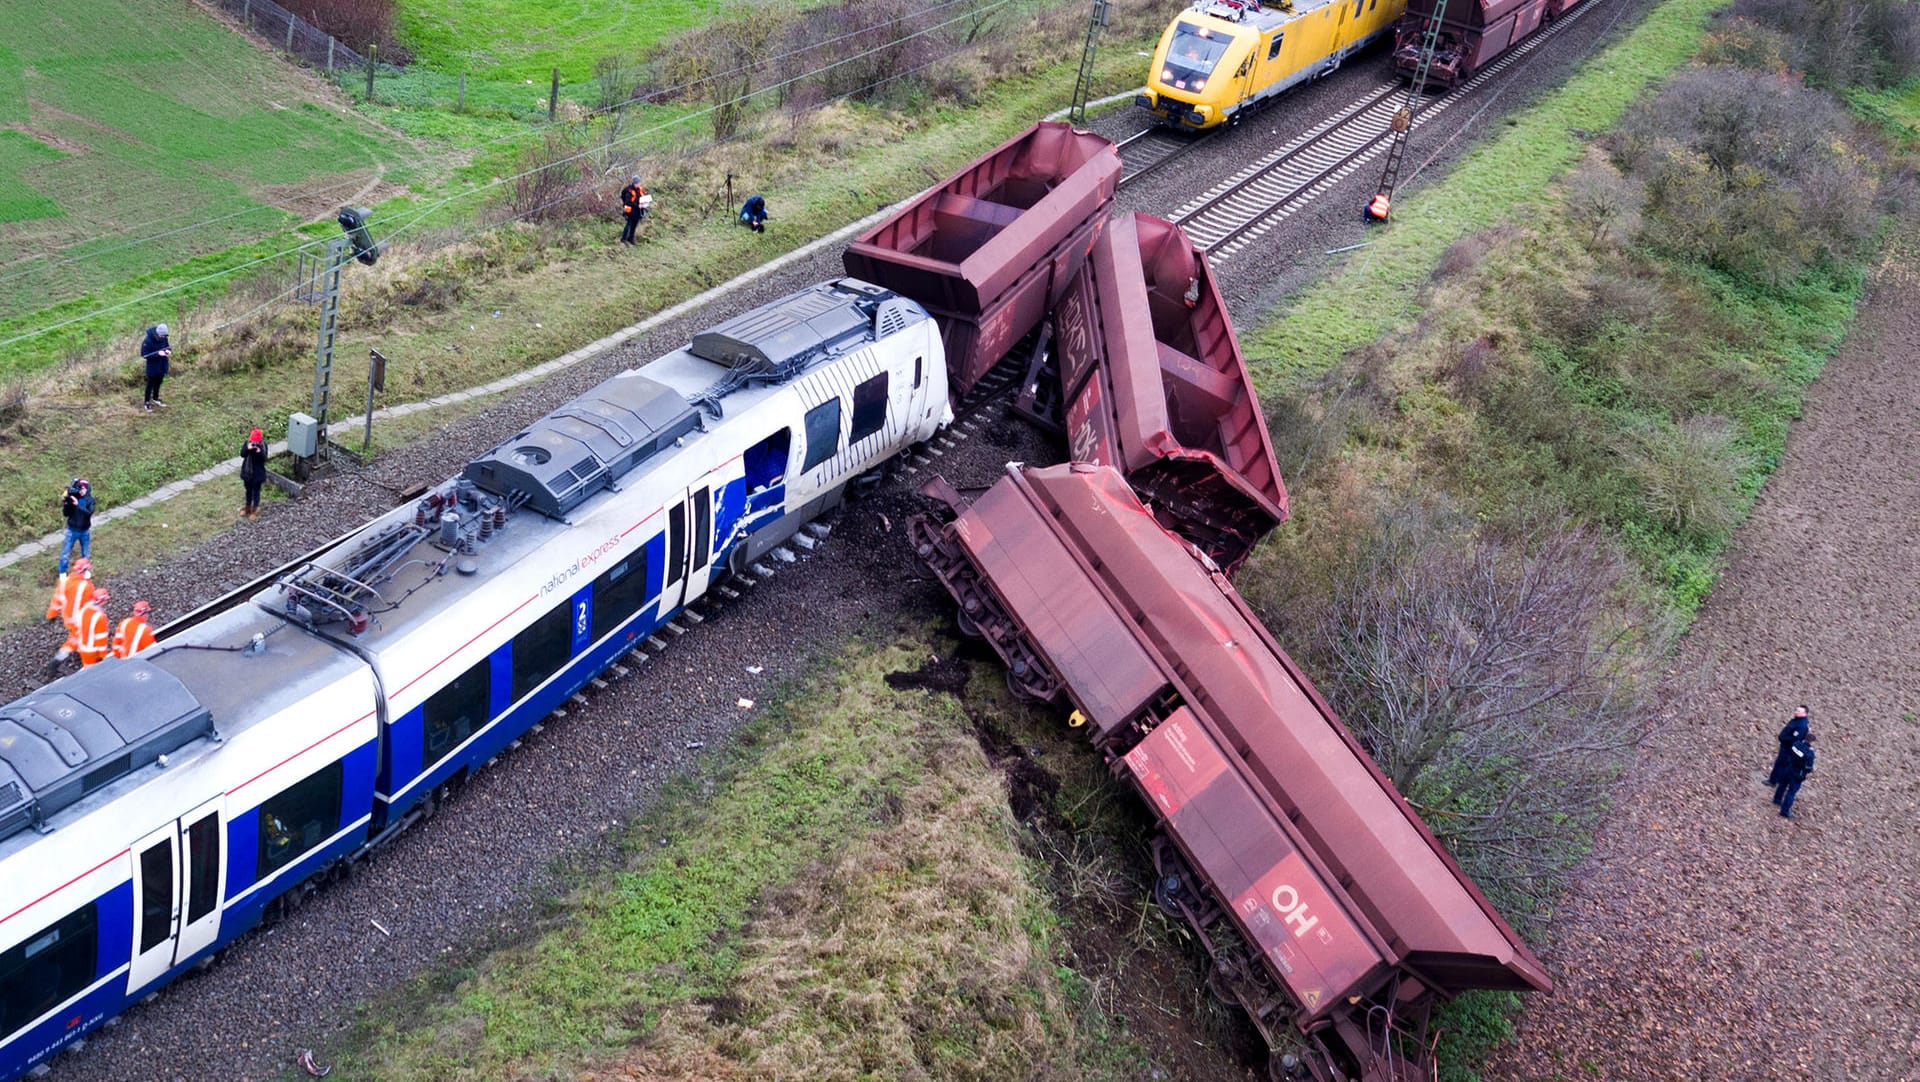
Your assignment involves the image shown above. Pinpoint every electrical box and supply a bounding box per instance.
[288,412,319,457]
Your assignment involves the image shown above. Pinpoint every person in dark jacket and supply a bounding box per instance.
[1767,705,1810,787]
[1772,733,1816,818]
[140,323,172,410]
[739,193,768,233]
[618,175,650,245]
[58,478,94,574]
[240,427,268,519]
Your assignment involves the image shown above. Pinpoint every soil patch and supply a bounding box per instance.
[1484,226,1920,1079]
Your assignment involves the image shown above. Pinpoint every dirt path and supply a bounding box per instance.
[1484,231,1920,1080]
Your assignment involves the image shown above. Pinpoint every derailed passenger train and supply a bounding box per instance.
[0,279,948,1082]
[1136,0,1407,131]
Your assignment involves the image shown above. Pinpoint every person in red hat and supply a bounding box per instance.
[240,426,268,519]
[113,599,157,658]
[49,584,109,676]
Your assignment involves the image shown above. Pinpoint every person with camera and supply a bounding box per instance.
[58,478,94,575]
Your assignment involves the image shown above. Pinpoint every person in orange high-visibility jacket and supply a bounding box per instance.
[75,588,112,667]
[113,599,156,659]
[49,586,109,677]
[46,572,67,623]
[52,557,93,631]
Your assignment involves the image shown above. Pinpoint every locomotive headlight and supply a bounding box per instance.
[1194,79,1206,90]
[1162,67,1173,82]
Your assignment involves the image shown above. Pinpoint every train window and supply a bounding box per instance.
[423,658,491,769]
[850,373,889,444]
[0,903,98,1041]
[744,428,790,491]
[1269,34,1284,60]
[1353,0,1364,18]
[913,356,922,389]
[511,603,574,704]
[667,504,686,586]
[137,839,173,953]
[255,761,344,882]
[692,488,711,572]
[1370,0,1378,9]
[185,813,221,924]
[591,550,651,640]
[802,399,841,472]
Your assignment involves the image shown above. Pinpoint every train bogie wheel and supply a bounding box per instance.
[954,606,983,639]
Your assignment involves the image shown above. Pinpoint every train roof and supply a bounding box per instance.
[0,278,925,854]
[950,463,1550,1009]
[1176,0,1342,31]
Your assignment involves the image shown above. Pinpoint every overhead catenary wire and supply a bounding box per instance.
[0,0,1015,353]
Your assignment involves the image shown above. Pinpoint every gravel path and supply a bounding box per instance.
[1484,233,1920,1081]
[6,5,1667,1076]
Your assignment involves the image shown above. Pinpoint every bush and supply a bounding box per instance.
[1725,0,1920,88]
[1614,69,1883,282]
[1624,414,1749,541]
[1320,503,1662,930]
[286,0,411,64]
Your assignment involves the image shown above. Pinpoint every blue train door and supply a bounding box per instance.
[664,483,714,612]
[126,798,225,993]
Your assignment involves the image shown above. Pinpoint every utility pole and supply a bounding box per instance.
[308,236,351,456]
[1367,0,1450,222]
[1069,0,1112,126]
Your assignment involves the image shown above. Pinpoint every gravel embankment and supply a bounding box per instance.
[12,4,1666,1075]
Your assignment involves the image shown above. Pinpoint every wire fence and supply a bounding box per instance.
[203,0,390,76]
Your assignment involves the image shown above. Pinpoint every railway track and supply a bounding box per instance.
[1116,126,1204,187]
[1169,0,1603,262]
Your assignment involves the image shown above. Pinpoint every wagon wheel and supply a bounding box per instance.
[954,604,983,639]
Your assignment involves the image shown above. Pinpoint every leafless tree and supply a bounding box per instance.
[1564,154,1643,247]
[591,54,632,113]
[1322,505,1663,929]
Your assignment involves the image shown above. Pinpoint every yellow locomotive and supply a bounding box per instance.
[1135,0,1407,130]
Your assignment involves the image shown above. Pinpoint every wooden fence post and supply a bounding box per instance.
[327,37,334,72]
[458,73,467,113]
[365,43,377,102]
[241,0,250,27]
[549,67,559,121]
[285,15,295,54]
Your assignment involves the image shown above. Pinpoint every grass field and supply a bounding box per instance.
[398,0,725,84]
[0,0,414,324]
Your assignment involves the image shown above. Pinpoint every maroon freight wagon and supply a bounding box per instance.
[1390,0,1586,88]
[843,121,1121,393]
[913,463,1549,1082]
[1049,212,1287,573]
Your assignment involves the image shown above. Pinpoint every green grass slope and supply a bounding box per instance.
[398,0,725,84]
[0,0,412,320]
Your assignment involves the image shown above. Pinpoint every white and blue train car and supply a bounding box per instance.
[0,278,948,1081]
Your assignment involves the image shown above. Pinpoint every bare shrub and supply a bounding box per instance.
[502,130,599,224]
[1625,414,1749,541]
[1697,15,1794,74]
[1563,153,1643,247]
[1614,69,1882,282]
[1322,504,1661,928]
[775,0,945,106]
[1729,0,1920,87]
[591,55,632,113]
[284,0,411,62]
[0,380,29,432]
[654,8,789,139]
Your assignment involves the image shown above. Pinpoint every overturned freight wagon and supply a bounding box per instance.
[1044,212,1287,573]
[843,121,1121,393]
[913,463,1549,1082]
[1391,0,1587,88]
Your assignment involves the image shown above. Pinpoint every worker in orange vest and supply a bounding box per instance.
[49,586,110,677]
[112,599,157,659]
[48,557,93,629]
[1364,193,1392,223]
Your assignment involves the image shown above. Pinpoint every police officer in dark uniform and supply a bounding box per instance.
[1772,733,1815,818]
[1767,705,1810,787]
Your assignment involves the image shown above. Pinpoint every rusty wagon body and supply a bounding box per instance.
[843,121,1120,394]
[1390,0,1588,88]
[913,462,1549,1082]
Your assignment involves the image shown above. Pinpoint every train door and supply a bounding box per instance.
[662,482,715,612]
[126,799,224,993]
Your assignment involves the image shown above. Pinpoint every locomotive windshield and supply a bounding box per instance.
[1162,21,1229,89]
